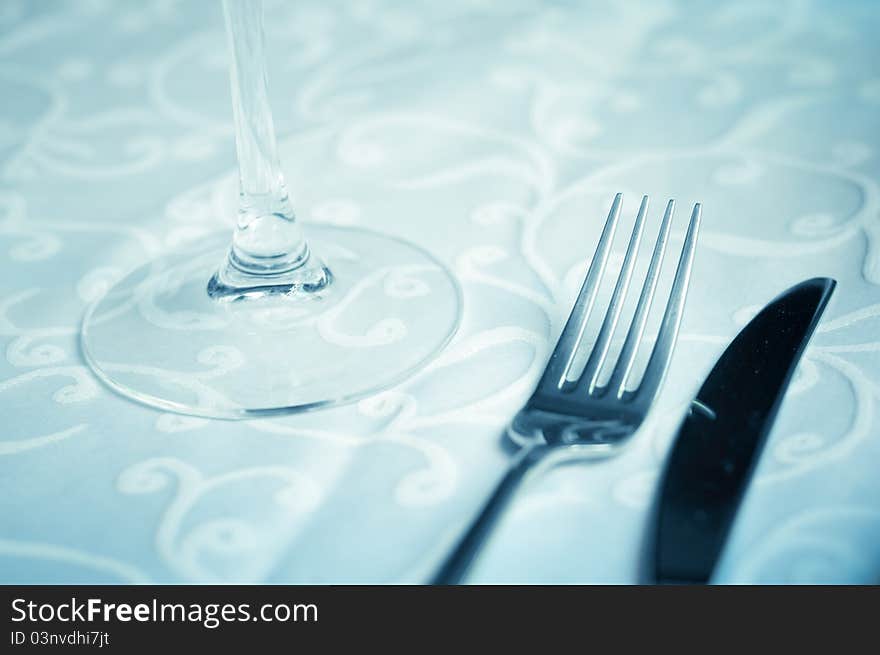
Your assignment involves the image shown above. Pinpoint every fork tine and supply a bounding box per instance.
[575,195,650,393]
[538,192,623,391]
[631,202,702,405]
[606,199,675,398]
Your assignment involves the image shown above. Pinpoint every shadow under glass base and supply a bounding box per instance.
[81,224,462,419]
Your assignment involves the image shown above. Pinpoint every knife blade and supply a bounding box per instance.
[652,276,836,584]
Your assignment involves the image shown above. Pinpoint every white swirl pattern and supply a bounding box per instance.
[0,0,878,584]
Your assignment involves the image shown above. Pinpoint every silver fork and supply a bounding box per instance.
[431,193,702,584]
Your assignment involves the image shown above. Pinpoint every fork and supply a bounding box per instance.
[431,192,702,584]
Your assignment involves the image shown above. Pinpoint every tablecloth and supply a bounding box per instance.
[1,0,879,584]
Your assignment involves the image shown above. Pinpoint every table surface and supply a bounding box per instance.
[1,0,879,584]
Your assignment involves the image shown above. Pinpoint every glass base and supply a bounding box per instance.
[81,224,462,418]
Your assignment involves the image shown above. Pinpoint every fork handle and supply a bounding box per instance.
[430,442,557,584]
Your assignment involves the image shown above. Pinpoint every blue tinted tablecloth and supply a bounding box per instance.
[1,0,879,583]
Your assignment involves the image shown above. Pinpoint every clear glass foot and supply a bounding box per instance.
[81,224,462,418]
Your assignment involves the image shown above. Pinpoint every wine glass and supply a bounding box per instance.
[80,0,461,418]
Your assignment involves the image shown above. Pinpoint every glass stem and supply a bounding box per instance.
[210,0,330,300]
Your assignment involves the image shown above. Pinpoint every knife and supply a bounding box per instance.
[652,276,836,584]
